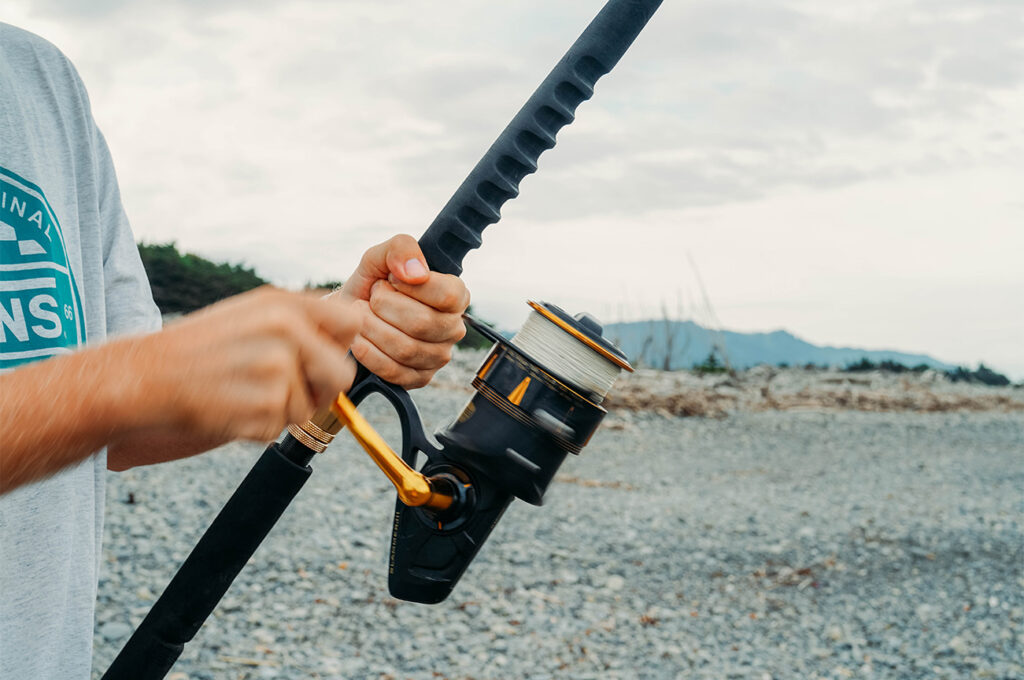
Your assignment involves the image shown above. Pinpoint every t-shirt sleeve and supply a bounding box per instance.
[91,125,162,337]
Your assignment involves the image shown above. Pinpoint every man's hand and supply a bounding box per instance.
[0,286,362,488]
[140,287,361,442]
[339,234,469,388]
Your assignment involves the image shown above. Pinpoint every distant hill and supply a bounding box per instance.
[604,320,955,372]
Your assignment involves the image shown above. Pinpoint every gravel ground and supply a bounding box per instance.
[93,363,1023,679]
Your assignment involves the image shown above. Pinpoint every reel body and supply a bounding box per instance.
[358,302,631,603]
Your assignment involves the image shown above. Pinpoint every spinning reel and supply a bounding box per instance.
[308,300,632,603]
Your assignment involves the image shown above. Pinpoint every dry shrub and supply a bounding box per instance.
[604,380,1023,418]
[758,389,1024,414]
[605,384,731,418]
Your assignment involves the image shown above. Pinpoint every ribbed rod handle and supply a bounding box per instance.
[418,0,663,275]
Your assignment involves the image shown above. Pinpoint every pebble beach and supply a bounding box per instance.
[92,351,1024,679]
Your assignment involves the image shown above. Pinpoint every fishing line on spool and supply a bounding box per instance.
[511,310,622,399]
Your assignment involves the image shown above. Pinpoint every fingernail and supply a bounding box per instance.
[404,258,427,278]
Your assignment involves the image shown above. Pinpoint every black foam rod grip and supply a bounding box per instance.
[417,0,663,276]
[102,443,312,680]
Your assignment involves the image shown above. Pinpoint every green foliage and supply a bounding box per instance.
[945,363,1010,386]
[843,357,1010,386]
[138,242,267,314]
[304,280,345,292]
[843,358,928,374]
[843,357,875,372]
[693,351,728,375]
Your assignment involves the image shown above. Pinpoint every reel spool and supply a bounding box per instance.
[441,301,632,505]
[355,300,633,603]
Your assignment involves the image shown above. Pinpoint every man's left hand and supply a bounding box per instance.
[339,234,469,389]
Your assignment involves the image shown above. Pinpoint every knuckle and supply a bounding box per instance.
[423,343,450,368]
[262,286,290,308]
[350,340,372,365]
[378,363,404,384]
[395,338,422,364]
[265,306,296,334]
[354,299,372,321]
[368,289,386,314]
[362,243,383,264]
[407,316,431,338]
[438,291,460,312]
[264,349,293,377]
[253,355,279,379]
[419,349,449,372]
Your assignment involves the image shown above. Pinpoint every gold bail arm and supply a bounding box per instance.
[330,392,453,511]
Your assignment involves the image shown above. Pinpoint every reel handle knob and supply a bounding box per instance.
[574,312,603,336]
[330,391,454,511]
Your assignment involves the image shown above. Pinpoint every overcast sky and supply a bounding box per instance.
[6,0,1022,377]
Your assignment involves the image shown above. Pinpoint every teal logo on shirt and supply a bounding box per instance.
[0,166,84,370]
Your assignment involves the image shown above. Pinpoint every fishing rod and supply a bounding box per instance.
[103,1,662,676]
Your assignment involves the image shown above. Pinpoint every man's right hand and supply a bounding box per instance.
[135,286,361,443]
[0,286,361,491]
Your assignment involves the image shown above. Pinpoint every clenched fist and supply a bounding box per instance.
[338,234,470,388]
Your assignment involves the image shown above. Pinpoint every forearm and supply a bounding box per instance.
[0,338,151,493]
[107,429,230,471]
[106,353,360,471]
[1,288,366,489]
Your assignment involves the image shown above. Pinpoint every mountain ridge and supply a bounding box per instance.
[602,319,956,371]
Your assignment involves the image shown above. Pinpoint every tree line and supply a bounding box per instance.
[137,242,491,349]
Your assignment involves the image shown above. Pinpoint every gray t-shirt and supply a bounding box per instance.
[0,23,161,678]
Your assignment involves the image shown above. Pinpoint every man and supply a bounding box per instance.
[0,23,469,677]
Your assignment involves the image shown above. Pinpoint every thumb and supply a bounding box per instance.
[343,234,429,301]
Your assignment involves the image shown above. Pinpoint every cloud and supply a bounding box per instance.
[26,0,281,21]
[14,0,1020,227]
[25,0,1020,221]
[7,0,1023,375]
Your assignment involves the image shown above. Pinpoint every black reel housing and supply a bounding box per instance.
[388,306,628,603]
